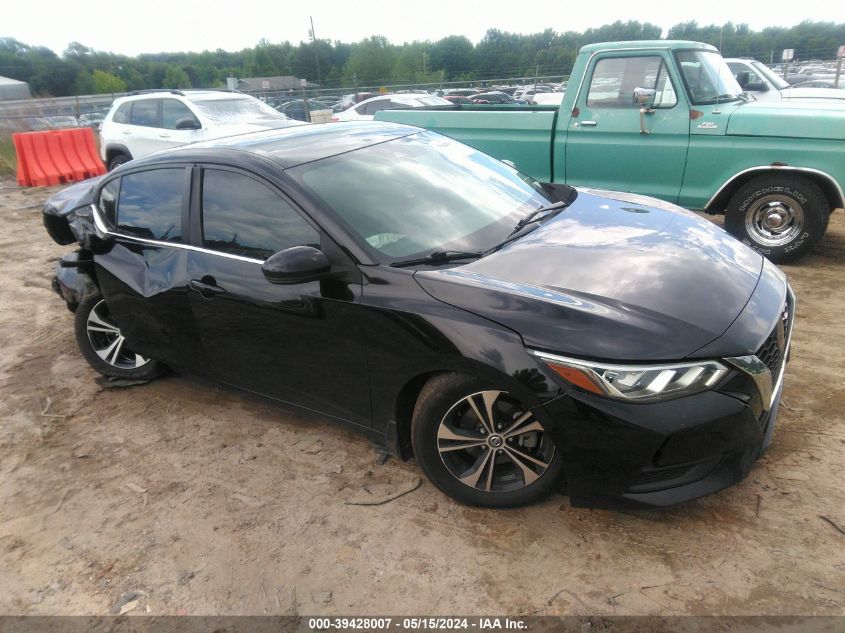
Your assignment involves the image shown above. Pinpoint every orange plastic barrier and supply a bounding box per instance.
[14,127,106,187]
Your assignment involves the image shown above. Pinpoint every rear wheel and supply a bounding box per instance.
[725,174,829,263]
[411,374,565,508]
[73,295,161,379]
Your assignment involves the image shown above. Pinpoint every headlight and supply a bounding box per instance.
[531,350,729,402]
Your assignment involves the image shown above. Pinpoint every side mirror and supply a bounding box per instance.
[632,87,656,108]
[262,246,331,284]
[175,117,201,130]
[735,71,751,89]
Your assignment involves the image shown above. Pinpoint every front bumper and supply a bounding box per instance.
[534,381,782,509]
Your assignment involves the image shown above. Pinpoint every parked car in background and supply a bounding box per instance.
[43,121,793,509]
[470,92,514,104]
[726,58,845,101]
[332,93,451,121]
[99,90,302,170]
[275,99,333,122]
[378,40,845,261]
[444,95,474,104]
[532,92,566,105]
[444,88,481,97]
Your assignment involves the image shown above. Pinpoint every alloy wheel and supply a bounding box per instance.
[85,300,151,370]
[437,390,554,493]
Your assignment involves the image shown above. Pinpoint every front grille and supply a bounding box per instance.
[756,294,793,384]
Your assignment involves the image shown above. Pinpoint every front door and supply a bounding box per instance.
[564,54,690,203]
[186,167,372,426]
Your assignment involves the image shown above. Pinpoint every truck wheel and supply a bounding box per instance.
[725,174,829,263]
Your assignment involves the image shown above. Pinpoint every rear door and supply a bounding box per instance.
[126,98,164,158]
[185,166,373,426]
[93,166,207,373]
[564,53,690,202]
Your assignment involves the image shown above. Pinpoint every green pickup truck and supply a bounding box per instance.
[377,40,845,262]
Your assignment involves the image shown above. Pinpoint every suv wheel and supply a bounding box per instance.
[411,373,565,508]
[108,153,130,171]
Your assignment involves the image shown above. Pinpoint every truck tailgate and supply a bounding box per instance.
[376,108,557,182]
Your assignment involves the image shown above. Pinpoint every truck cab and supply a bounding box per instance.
[378,40,845,262]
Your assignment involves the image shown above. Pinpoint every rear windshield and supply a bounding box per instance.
[189,97,290,123]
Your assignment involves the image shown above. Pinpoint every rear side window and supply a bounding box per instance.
[98,179,120,224]
[112,103,132,124]
[129,99,159,127]
[117,169,184,242]
[162,99,199,130]
[362,99,391,116]
[201,169,319,260]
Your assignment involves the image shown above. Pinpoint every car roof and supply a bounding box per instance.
[134,121,422,169]
[578,40,717,54]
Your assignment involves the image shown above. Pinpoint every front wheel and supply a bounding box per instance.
[73,295,162,379]
[411,374,565,508]
[724,174,829,263]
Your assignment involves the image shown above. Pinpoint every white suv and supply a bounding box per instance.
[99,90,303,170]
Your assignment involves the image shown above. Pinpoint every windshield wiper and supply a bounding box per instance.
[504,201,568,239]
[390,250,483,268]
[698,93,742,105]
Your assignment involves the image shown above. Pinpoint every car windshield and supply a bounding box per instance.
[189,97,291,123]
[675,50,744,105]
[287,131,556,262]
[751,61,790,90]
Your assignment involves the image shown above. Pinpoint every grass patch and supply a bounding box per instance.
[0,134,17,176]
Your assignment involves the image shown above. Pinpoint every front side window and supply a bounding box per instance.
[287,131,555,261]
[162,99,200,130]
[201,169,319,260]
[587,56,677,108]
[675,50,743,105]
[129,99,159,127]
[116,169,184,242]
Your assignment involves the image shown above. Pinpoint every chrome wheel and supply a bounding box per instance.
[744,196,805,247]
[85,300,150,370]
[437,390,554,493]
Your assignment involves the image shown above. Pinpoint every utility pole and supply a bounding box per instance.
[309,16,322,90]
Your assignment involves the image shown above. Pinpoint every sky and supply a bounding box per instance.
[4,0,845,56]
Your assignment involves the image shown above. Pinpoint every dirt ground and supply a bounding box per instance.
[0,177,843,617]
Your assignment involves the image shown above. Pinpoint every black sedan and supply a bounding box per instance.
[42,122,793,509]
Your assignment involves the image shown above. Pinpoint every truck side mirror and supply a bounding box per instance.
[632,87,656,109]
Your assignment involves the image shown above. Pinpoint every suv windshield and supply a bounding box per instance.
[189,97,290,124]
[676,50,744,105]
[751,61,790,90]
[287,132,556,262]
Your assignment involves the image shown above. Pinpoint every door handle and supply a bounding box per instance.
[189,279,225,298]
[580,120,598,127]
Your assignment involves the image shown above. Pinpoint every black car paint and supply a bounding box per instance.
[44,122,790,508]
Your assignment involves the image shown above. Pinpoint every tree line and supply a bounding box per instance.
[1,20,844,97]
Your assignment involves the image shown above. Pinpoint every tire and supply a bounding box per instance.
[108,153,130,171]
[724,174,829,263]
[411,373,565,508]
[73,295,162,380]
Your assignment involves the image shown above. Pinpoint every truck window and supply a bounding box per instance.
[587,56,677,108]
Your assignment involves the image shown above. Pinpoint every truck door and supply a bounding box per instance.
[563,54,690,203]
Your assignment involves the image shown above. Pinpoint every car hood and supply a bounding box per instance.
[726,99,845,140]
[780,86,845,101]
[415,189,765,362]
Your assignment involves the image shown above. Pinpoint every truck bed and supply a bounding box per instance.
[377,104,560,182]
